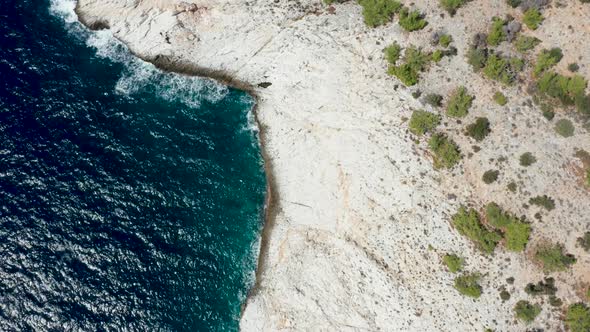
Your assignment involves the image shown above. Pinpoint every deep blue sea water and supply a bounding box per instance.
[0,0,266,331]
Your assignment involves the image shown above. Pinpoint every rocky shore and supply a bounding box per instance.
[75,0,590,330]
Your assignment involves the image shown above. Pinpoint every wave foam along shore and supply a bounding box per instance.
[74,0,590,331]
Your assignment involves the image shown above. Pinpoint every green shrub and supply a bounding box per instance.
[440,0,467,15]
[514,35,541,52]
[565,303,590,332]
[443,253,464,273]
[482,170,499,184]
[485,202,531,251]
[358,0,403,27]
[388,46,430,86]
[507,182,517,192]
[534,243,576,272]
[514,300,541,323]
[524,277,556,296]
[447,87,474,118]
[586,169,590,187]
[483,54,524,85]
[577,232,590,251]
[534,48,563,76]
[523,8,543,30]
[454,273,482,298]
[409,110,441,136]
[424,93,443,107]
[537,71,589,113]
[506,0,521,7]
[428,133,462,168]
[398,8,428,31]
[554,119,575,137]
[568,63,580,72]
[505,221,532,252]
[384,42,402,64]
[500,290,511,301]
[529,195,555,210]
[439,34,453,47]
[494,92,507,105]
[466,117,490,141]
[452,207,501,253]
[487,17,507,46]
[467,47,487,71]
[519,152,536,166]
[549,295,563,307]
[432,50,444,62]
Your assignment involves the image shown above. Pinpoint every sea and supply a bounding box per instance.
[0,0,266,331]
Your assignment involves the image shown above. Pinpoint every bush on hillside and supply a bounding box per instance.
[442,253,464,273]
[494,92,508,105]
[384,42,402,64]
[388,46,430,86]
[408,110,441,136]
[447,87,474,118]
[440,0,467,15]
[523,7,543,30]
[358,0,403,27]
[514,300,541,323]
[514,35,540,52]
[454,273,482,298]
[534,243,576,272]
[452,207,501,253]
[519,152,536,166]
[565,303,590,332]
[398,7,428,31]
[554,119,575,137]
[428,133,462,168]
[533,48,563,76]
[466,117,491,141]
[529,195,555,210]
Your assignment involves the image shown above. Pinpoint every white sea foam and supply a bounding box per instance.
[49,0,229,109]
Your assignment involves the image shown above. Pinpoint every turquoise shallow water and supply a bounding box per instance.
[0,0,266,330]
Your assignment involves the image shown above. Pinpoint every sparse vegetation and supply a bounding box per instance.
[439,34,453,47]
[447,87,474,118]
[523,8,543,30]
[554,119,575,137]
[577,232,590,251]
[565,303,590,332]
[452,207,501,254]
[483,53,524,85]
[514,35,540,53]
[494,92,507,105]
[432,50,444,62]
[388,46,430,86]
[384,42,402,64]
[524,277,556,296]
[440,0,467,15]
[398,8,428,32]
[358,0,402,27]
[514,300,541,323]
[443,253,464,273]
[409,110,441,136]
[485,202,531,251]
[454,273,482,298]
[534,243,576,273]
[533,48,563,76]
[467,46,487,71]
[529,195,555,210]
[423,93,443,107]
[429,133,462,168]
[482,170,499,184]
[536,71,589,114]
[500,290,511,301]
[568,63,580,72]
[519,152,536,166]
[466,117,490,141]
[487,17,507,46]
[507,182,517,192]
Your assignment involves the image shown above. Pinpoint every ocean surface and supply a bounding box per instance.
[0,0,266,331]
